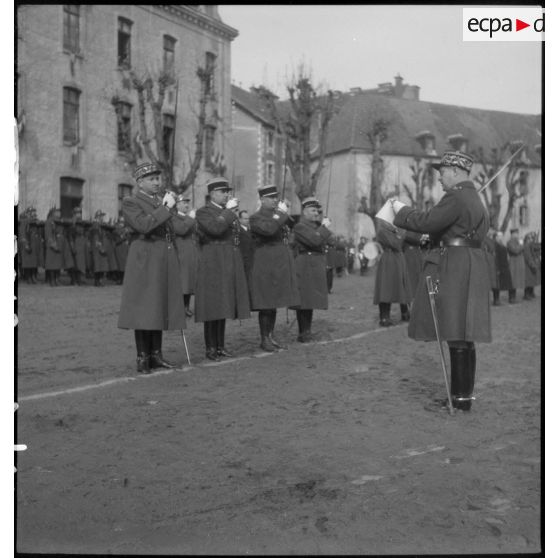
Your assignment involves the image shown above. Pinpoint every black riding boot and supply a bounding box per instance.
[379,303,393,327]
[508,289,517,304]
[150,330,175,369]
[259,311,276,352]
[183,294,193,317]
[204,321,220,361]
[296,309,313,342]
[268,309,285,349]
[450,346,475,411]
[216,319,232,357]
[134,330,151,374]
[400,304,410,322]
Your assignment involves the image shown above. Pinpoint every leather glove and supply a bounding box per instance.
[188,209,196,218]
[277,200,289,214]
[322,217,332,228]
[162,192,176,209]
[226,198,239,210]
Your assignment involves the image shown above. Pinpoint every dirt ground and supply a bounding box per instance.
[16,271,541,555]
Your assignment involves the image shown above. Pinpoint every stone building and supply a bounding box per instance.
[230,84,292,213]
[17,5,237,219]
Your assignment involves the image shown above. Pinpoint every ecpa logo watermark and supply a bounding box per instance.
[463,8,544,41]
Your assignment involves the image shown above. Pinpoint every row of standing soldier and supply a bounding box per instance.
[116,163,337,375]
[18,207,130,286]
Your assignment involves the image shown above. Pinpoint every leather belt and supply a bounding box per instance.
[441,238,482,248]
[133,233,175,243]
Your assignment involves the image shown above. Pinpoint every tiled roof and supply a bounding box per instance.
[324,90,541,165]
[231,84,275,127]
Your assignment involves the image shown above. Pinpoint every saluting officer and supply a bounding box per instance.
[117,162,188,374]
[195,177,251,361]
[249,185,300,352]
[174,193,198,317]
[391,151,492,411]
[291,197,333,342]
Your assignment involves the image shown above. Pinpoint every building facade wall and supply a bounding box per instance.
[17,4,236,219]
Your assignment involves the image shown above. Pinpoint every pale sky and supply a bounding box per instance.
[219,5,542,115]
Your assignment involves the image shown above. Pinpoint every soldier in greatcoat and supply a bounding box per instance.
[391,151,492,412]
[494,231,514,303]
[249,185,300,352]
[373,218,412,326]
[117,162,188,374]
[102,220,119,283]
[482,228,499,305]
[90,210,109,286]
[506,228,524,303]
[44,208,64,286]
[70,207,88,285]
[523,231,540,300]
[194,177,251,361]
[174,193,198,317]
[19,207,41,283]
[238,209,255,281]
[290,197,333,342]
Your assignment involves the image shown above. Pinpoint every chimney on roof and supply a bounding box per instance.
[394,74,404,98]
[404,85,420,101]
[415,130,437,156]
[349,87,362,95]
[332,90,342,99]
[447,134,468,153]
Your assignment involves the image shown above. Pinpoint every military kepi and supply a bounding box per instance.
[432,151,474,172]
[206,177,231,193]
[258,184,279,198]
[133,162,161,181]
[301,197,321,209]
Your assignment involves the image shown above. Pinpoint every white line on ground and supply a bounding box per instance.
[18,323,405,402]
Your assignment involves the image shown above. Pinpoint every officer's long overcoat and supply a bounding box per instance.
[482,236,499,290]
[290,217,333,310]
[89,223,109,273]
[249,208,300,310]
[194,202,251,322]
[507,238,525,290]
[20,219,41,269]
[72,223,89,274]
[117,192,187,330]
[113,225,130,272]
[393,181,491,342]
[494,241,513,290]
[174,213,198,295]
[44,218,64,270]
[373,221,412,304]
[402,231,424,298]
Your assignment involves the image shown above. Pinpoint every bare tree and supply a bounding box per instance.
[471,142,526,232]
[255,64,337,201]
[111,60,224,194]
[401,157,436,211]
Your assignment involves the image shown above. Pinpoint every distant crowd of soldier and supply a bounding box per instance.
[17,206,130,287]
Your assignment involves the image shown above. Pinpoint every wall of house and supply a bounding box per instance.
[17,5,235,219]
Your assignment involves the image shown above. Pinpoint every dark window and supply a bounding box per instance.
[266,162,274,184]
[63,5,80,53]
[267,131,274,152]
[519,205,529,227]
[118,17,132,69]
[63,87,80,144]
[205,52,216,96]
[162,114,175,161]
[116,102,132,152]
[163,35,176,73]
[204,125,216,167]
[118,183,133,215]
[60,177,84,218]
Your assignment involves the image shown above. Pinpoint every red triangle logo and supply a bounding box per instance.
[516,19,530,31]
